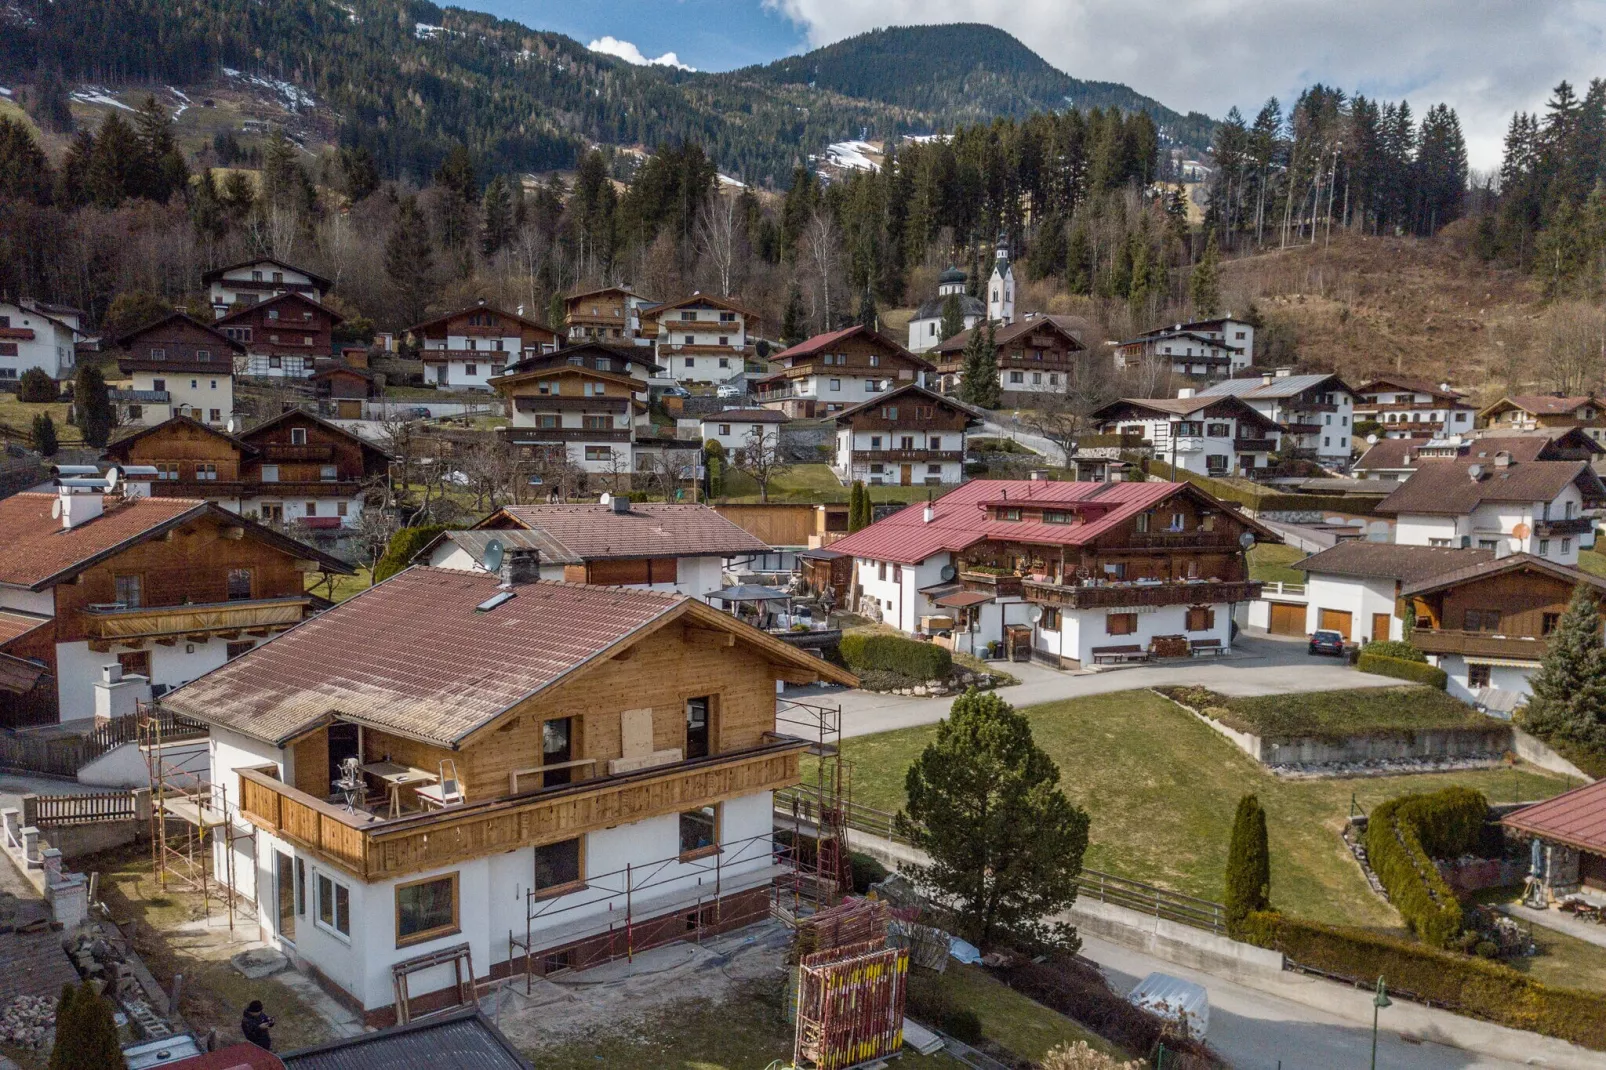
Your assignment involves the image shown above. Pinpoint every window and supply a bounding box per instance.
[194,349,211,363]
[337,501,348,518]
[1563,538,1572,554]
[1477,540,1499,551]
[1185,607,1215,632]
[396,873,459,946]
[315,871,350,939]
[1542,612,1562,636]
[194,462,216,481]
[190,379,198,389]
[584,446,611,461]
[226,640,254,660]
[268,309,280,321]
[685,357,695,368]
[227,568,252,600]
[1010,371,1024,384]
[929,437,942,451]
[584,381,606,397]
[320,465,337,481]
[869,354,880,367]
[719,357,730,368]
[685,696,711,759]
[1044,511,1071,525]
[1428,538,1450,547]
[718,424,731,436]
[900,436,915,450]
[679,805,718,857]
[539,381,560,395]
[269,355,282,369]
[114,574,143,608]
[1000,508,1022,522]
[1039,607,1060,630]
[463,363,477,377]
[1539,539,1551,556]
[290,427,307,445]
[533,838,583,895]
[1107,612,1137,636]
[829,378,841,392]
[260,502,283,522]
[1463,609,1502,632]
[881,406,898,420]
[151,348,166,359]
[117,650,151,678]
[878,562,887,581]
[870,435,883,449]
[155,463,179,481]
[152,378,166,392]
[1032,372,1042,385]
[304,501,318,517]
[1467,663,1493,689]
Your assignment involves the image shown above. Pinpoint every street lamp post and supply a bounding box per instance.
[1370,975,1392,1069]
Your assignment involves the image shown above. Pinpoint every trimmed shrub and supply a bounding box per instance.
[1362,787,1486,947]
[1224,794,1270,935]
[1357,652,1446,688]
[373,524,449,582]
[848,851,890,893]
[940,1008,983,1044]
[839,632,952,680]
[1242,911,1606,1051]
[1360,639,1426,663]
[19,367,56,402]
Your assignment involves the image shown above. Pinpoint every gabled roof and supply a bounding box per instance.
[202,256,332,291]
[280,1009,533,1070]
[414,527,584,568]
[480,502,770,560]
[1375,459,1606,516]
[160,566,853,747]
[825,478,1277,566]
[1132,316,1250,339]
[931,315,1087,356]
[1294,543,1493,583]
[239,408,394,463]
[0,494,350,591]
[1401,552,1606,598]
[0,608,52,648]
[701,408,791,424]
[403,301,555,337]
[1503,779,1606,856]
[115,311,247,353]
[1481,395,1600,419]
[831,383,985,426]
[216,289,342,327]
[101,414,258,461]
[641,292,761,324]
[1090,394,1283,433]
[913,292,985,321]
[566,284,642,302]
[1353,433,1580,474]
[1354,376,1467,401]
[772,325,933,369]
[1116,331,1241,352]
[1198,372,1352,401]
[499,341,662,376]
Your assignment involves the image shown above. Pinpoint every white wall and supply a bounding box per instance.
[1436,655,1538,706]
[79,738,207,789]
[1038,603,1233,664]
[242,494,363,528]
[130,369,233,425]
[55,638,248,722]
[836,428,965,486]
[701,420,780,455]
[0,303,76,380]
[855,555,952,634]
[0,588,54,615]
[1394,515,1459,548]
[1303,574,1398,642]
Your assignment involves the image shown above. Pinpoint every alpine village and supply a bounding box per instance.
[2,5,1606,1069]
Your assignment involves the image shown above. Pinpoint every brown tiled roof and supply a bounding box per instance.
[1354,434,1560,474]
[1375,459,1606,516]
[0,609,51,647]
[161,567,854,745]
[830,383,986,424]
[413,528,584,567]
[1090,395,1283,433]
[932,314,1087,356]
[201,256,332,291]
[1484,395,1597,417]
[1355,376,1467,400]
[1352,439,1416,472]
[1293,543,1494,583]
[772,325,933,369]
[1399,553,1606,597]
[485,503,771,559]
[701,409,791,423]
[1503,779,1606,855]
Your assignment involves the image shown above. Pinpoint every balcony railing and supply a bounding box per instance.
[1107,531,1244,551]
[235,739,805,881]
[1234,438,1278,453]
[1537,516,1595,536]
[80,595,310,643]
[259,443,334,462]
[959,571,1024,598]
[1022,578,1261,610]
[1410,630,1549,660]
[501,426,633,443]
[851,449,964,463]
[1078,434,1151,450]
[1283,423,1323,436]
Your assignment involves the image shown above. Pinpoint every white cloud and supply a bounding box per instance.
[764,0,1606,169]
[588,35,695,71]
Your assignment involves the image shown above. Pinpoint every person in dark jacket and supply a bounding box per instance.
[241,1000,275,1050]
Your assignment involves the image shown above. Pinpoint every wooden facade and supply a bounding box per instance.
[565,287,635,342]
[411,304,557,363]
[117,313,244,374]
[216,291,339,358]
[1408,564,1588,660]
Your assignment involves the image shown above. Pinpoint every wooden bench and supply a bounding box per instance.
[1189,639,1227,657]
[1090,644,1148,665]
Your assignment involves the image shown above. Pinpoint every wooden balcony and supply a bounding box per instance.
[80,595,310,646]
[1410,630,1549,661]
[1105,531,1244,551]
[513,396,632,413]
[501,426,633,443]
[259,443,334,462]
[235,740,805,881]
[1283,423,1323,436]
[1537,516,1595,537]
[1078,434,1151,450]
[959,571,1024,598]
[1023,578,1261,610]
[851,449,964,464]
[1234,438,1278,453]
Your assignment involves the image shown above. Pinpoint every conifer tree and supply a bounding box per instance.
[848,481,870,532]
[49,980,125,1070]
[73,364,114,449]
[480,174,515,256]
[32,413,59,457]
[939,292,966,341]
[1065,226,1092,296]
[85,113,139,209]
[781,283,805,346]
[385,197,436,327]
[960,323,1000,409]
[0,116,53,204]
[1224,793,1271,935]
[132,94,186,203]
[856,284,878,330]
[1189,229,1221,317]
[1521,585,1606,753]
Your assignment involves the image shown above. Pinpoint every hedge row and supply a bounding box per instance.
[1359,639,1426,663]
[838,632,953,680]
[1242,911,1606,1051]
[1362,787,1486,947]
[1357,651,1447,688]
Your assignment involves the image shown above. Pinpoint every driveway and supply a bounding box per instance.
[809,634,1393,739]
[978,419,1065,466]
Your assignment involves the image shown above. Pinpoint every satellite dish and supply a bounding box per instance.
[1511,523,1530,541]
[939,564,957,582]
[104,468,119,491]
[51,497,62,520]
[1239,531,1257,549]
[1028,606,1044,624]
[482,538,505,574]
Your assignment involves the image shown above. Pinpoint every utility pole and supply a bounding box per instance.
[1370,976,1392,1070]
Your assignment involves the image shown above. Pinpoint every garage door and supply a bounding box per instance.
[1318,609,1353,640]
[1267,602,1306,637]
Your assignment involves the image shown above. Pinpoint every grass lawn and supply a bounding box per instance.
[1157,684,1489,741]
[969,436,1041,456]
[307,564,373,602]
[934,964,1125,1063]
[0,394,82,445]
[1577,548,1606,579]
[1248,542,1308,585]
[826,689,1573,927]
[717,463,958,505]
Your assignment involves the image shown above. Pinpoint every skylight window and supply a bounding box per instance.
[475,591,516,612]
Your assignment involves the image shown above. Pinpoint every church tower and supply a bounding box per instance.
[987,234,1015,325]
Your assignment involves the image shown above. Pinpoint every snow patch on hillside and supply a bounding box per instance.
[823,141,879,171]
[70,87,136,111]
[221,67,315,110]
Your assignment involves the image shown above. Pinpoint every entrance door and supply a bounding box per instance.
[899,464,912,486]
[1371,613,1392,643]
[275,851,296,943]
[1318,609,1353,640]
[1267,602,1305,637]
[326,723,360,797]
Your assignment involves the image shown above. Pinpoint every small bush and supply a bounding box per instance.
[855,668,921,692]
[18,367,56,402]
[373,524,449,582]
[1042,1042,1145,1070]
[838,632,953,680]
[1357,652,1447,688]
[848,851,890,893]
[940,1008,983,1044]
[1360,639,1426,663]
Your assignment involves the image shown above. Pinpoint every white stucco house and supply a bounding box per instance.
[1198,370,1356,466]
[1089,392,1284,477]
[698,409,789,457]
[0,300,83,382]
[1279,542,1494,645]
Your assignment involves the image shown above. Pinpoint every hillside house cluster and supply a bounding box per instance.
[1090,393,1282,477]
[931,315,1089,405]
[1114,317,1255,379]
[753,326,933,419]
[406,301,560,391]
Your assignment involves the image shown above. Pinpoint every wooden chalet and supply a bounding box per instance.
[204,257,331,314]
[406,301,560,391]
[753,326,933,418]
[491,359,645,480]
[930,314,1088,404]
[115,312,245,428]
[640,293,761,385]
[216,291,343,378]
[563,285,651,345]
[832,383,981,486]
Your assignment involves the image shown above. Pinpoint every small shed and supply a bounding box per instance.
[1502,778,1606,901]
[799,546,851,600]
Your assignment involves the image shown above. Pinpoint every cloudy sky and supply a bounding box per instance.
[469,0,1606,169]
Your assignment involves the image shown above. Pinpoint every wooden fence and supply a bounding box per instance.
[0,710,207,778]
[23,791,139,828]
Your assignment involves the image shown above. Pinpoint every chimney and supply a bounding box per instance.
[1177,387,1195,399]
[1494,450,1512,468]
[923,501,935,523]
[1261,373,1274,386]
[57,490,105,530]
[1274,367,1293,378]
[500,547,541,586]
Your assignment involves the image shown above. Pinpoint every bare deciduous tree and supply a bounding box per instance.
[696,194,739,297]
[1533,302,1605,396]
[802,209,844,332]
[1026,360,1121,468]
[731,425,791,502]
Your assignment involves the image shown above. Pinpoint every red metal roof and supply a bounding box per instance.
[1503,779,1606,855]
[824,479,1189,565]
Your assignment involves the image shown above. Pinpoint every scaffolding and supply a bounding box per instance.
[141,702,256,933]
[774,696,852,911]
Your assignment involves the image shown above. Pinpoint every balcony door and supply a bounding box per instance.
[900,464,912,486]
[685,697,711,760]
[542,717,573,787]
[275,850,296,944]
[326,723,360,797]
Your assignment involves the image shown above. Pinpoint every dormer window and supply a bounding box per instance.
[1044,511,1071,525]
[1000,508,1021,522]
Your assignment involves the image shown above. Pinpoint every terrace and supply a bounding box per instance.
[79,595,310,647]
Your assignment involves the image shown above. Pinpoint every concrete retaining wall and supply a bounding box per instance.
[1512,728,1594,781]
[1066,899,1285,983]
[41,817,143,860]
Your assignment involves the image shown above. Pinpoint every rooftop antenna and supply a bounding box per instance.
[482,538,505,575]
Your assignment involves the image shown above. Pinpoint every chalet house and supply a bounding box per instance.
[312,354,377,419]
[986,240,1015,324]
[1376,452,1605,566]
[406,301,559,391]
[641,294,759,385]
[101,411,392,530]
[1503,779,1606,902]
[0,300,82,382]
[1198,371,1356,466]
[1403,553,1606,705]
[753,326,933,419]
[1481,395,1606,447]
[698,409,789,456]
[826,478,1273,668]
[491,357,646,481]
[1352,429,1603,482]
[509,340,662,385]
[563,285,655,346]
[115,313,244,428]
[930,314,1089,404]
[1352,376,1476,439]
[217,291,341,379]
[0,487,349,727]
[162,564,854,1023]
[420,501,770,600]
[204,258,330,317]
[1281,542,1493,646]
[1114,317,1254,379]
[906,267,985,353]
[831,384,980,486]
[1090,392,1283,477]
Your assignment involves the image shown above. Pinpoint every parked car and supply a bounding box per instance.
[716,384,745,399]
[1308,629,1347,657]
[406,406,431,419]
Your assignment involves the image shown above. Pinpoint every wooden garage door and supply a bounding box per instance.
[1318,609,1353,640]
[1267,602,1306,637]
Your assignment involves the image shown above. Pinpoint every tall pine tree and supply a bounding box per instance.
[1521,585,1606,755]
[1189,229,1221,317]
[1224,793,1271,935]
[73,364,113,449]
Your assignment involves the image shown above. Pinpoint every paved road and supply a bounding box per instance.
[806,634,1392,739]
[978,419,1066,466]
